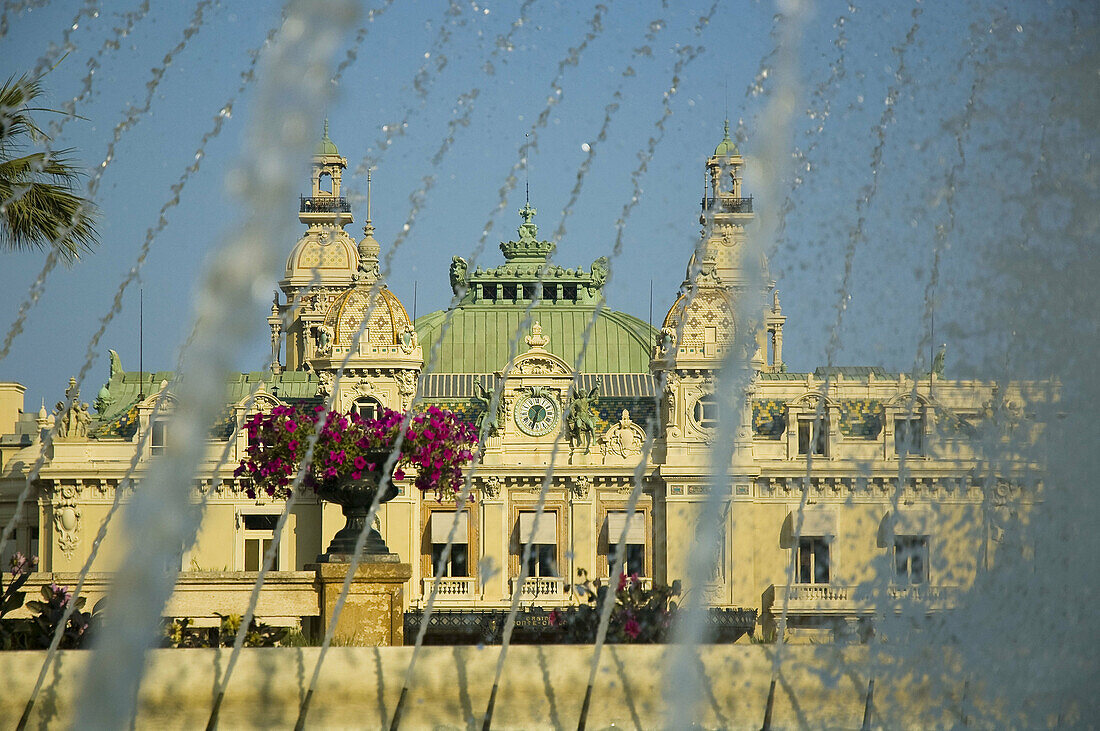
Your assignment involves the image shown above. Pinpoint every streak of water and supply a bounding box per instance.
[74,2,358,725]
[350,0,475,177]
[392,14,680,725]
[329,2,397,87]
[549,11,669,246]
[47,0,153,141]
[0,0,220,366]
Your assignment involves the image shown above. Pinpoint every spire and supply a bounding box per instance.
[364,168,374,237]
[356,169,381,283]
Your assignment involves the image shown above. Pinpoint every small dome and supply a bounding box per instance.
[315,119,340,156]
[284,228,359,287]
[662,289,735,354]
[713,119,739,157]
[323,285,414,348]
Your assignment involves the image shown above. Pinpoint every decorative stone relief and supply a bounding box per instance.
[480,476,501,500]
[394,370,418,410]
[52,482,82,558]
[599,410,646,462]
[316,370,334,398]
[569,475,591,500]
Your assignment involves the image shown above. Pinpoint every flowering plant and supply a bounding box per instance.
[235,404,478,500]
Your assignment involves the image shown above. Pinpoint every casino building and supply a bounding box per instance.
[0,124,1041,641]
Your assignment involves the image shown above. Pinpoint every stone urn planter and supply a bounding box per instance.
[315,450,400,562]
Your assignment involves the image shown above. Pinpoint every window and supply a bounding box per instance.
[429,511,469,577]
[517,511,557,577]
[482,284,497,301]
[606,511,646,577]
[242,514,280,571]
[151,419,169,456]
[797,537,830,584]
[501,284,517,301]
[522,283,537,300]
[894,417,924,456]
[895,536,929,585]
[694,394,719,429]
[561,284,577,302]
[797,416,827,456]
[352,397,382,421]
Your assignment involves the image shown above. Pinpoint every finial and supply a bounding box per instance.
[323,117,330,139]
[519,201,537,225]
[364,168,374,235]
[525,321,549,350]
[723,118,731,140]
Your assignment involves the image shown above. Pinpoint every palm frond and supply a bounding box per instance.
[0,74,99,263]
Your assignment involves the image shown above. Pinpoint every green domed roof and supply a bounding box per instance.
[713,119,739,157]
[415,305,656,374]
[315,119,339,156]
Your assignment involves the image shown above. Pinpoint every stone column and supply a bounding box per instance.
[312,560,412,646]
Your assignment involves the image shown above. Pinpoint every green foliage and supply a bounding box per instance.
[0,552,36,650]
[23,583,100,649]
[550,572,681,644]
[161,614,301,648]
[0,75,99,263]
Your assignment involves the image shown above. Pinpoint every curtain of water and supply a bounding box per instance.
[761,9,922,722]
[73,2,359,726]
[662,0,809,724]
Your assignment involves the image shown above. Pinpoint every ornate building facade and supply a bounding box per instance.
[0,125,1041,639]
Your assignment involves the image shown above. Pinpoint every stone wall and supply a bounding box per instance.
[1,645,1085,728]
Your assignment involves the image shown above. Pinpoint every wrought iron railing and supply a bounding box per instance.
[700,195,753,213]
[299,195,350,213]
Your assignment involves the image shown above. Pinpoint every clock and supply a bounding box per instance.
[514,394,559,436]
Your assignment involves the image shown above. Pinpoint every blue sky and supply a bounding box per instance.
[0,0,1088,410]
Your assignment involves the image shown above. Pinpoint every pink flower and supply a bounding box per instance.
[285,420,297,433]
[623,618,641,640]
[394,469,405,481]
[354,456,367,470]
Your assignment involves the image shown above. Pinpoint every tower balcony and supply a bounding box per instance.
[701,196,753,213]
[300,195,351,213]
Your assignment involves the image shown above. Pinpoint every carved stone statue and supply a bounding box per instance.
[449,256,468,296]
[314,324,333,357]
[472,376,501,437]
[932,343,946,377]
[655,326,676,358]
[589,256,609,292]
[567,379,601,453]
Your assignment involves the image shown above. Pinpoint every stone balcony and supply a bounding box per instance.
[510,576,566,601]
[767,583,961,616]
[422,576,476,600]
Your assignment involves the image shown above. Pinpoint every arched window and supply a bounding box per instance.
[351,396,382,421]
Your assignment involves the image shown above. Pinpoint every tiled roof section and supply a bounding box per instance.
[418,373,655,399]
[756,371,808,381]
[415,305,658,375]
[838,399,884,438]
[753,399,786,438]
[813,366,893,379]
[90,366,321,438]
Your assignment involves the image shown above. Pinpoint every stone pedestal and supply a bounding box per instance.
[310,559,411,646]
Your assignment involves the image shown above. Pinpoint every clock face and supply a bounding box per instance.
[514,394,559,436]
